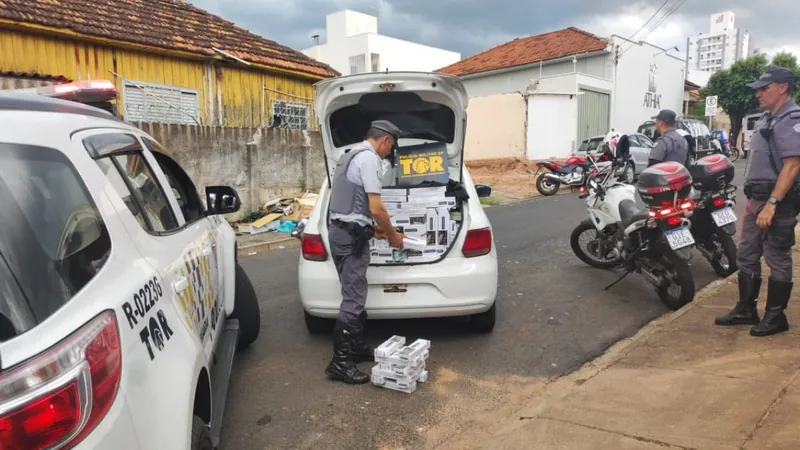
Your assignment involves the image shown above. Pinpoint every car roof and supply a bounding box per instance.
[0,94,143,150]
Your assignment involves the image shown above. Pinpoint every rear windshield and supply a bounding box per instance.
[578,138,603,153]
[329,92,456,148]
[0,143,111,342]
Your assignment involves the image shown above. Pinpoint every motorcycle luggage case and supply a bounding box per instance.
[688,154,734,191]
[637,162,693,208]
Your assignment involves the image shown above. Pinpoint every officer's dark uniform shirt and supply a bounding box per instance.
[745,99,800,183]
[649,129,689,165]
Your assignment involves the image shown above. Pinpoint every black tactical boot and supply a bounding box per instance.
[715,272,762,326]
[350,311,373,363]
[751,278,792,337]
[325,320,370,384]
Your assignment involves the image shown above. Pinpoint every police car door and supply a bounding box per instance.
[76,129,222,449]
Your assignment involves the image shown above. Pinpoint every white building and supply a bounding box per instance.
[436,28,686,161]
[686,11,751,74]
[301,10,461,75]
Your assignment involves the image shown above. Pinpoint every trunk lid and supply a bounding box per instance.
[313,72,469,184]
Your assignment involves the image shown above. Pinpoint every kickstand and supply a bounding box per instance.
[605,269,632,290]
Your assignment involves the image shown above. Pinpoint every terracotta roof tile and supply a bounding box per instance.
[0,0,339,78]
[435,27,608,77]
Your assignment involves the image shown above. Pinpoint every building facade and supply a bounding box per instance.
[436,28,685,161]
[686,11,751,74]
[301,10,461,75]
[0,0,338,129]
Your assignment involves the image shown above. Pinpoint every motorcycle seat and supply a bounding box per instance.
[619,199,649,228]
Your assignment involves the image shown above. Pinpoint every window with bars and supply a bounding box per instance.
[121,80,200,125]
[270,100,309,130]
[349,54,366,74]
[371,53,381,72]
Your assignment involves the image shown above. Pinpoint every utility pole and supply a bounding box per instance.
[611,43,620,130]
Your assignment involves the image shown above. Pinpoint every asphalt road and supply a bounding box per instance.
[219,159,748,450]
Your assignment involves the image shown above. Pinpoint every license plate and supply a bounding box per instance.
[383,284,407,293]
[665,227,695,250]
[711,207,737,227]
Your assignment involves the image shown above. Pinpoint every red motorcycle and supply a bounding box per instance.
[534,153,610,196]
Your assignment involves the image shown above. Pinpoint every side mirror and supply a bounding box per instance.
[206,186,241,215]
[475,184,492,198]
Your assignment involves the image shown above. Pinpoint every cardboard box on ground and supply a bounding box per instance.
[236,193,318,235]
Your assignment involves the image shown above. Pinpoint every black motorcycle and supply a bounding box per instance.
[687,154,738,277]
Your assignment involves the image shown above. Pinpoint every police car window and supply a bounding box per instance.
[111,153,180,233]
[0,143,111,341]
[141,138,205,223]
[96,158,149,229]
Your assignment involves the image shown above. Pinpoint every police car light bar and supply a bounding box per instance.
[39,80,116,98]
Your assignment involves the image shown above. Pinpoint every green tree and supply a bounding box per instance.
[700,54,767,144]
[769,51,800,104]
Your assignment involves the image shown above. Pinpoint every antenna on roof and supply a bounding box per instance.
[312,34,320,45]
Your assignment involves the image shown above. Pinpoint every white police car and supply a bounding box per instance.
[0,94,260,449]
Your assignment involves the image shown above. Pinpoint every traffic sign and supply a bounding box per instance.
[705,96,718,117]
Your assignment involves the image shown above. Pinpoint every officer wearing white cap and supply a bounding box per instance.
[715,66,800,336]
[325,119,405,384]
[647,109,690,167]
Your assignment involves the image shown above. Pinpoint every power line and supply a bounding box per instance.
[642,0,689,40]
[626,0,671,43]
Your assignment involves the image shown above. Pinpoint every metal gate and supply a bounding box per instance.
[577,88,610,143]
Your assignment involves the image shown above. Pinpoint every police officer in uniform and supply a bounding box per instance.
[647,109,690,167]
[715,67,800,336]
[325,120,405,384]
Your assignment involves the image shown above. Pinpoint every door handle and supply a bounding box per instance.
[173,276,189,293]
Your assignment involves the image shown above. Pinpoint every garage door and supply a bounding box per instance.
[577,89,610,143]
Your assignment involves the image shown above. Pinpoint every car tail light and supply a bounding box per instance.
[302,233,328,261]
[0,311,121,450]
[712,197,725,208]
[463,228,492,258]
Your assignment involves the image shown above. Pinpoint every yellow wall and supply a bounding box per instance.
[0,28,319,129]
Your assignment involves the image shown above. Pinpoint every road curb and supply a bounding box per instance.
[237,236,299,259]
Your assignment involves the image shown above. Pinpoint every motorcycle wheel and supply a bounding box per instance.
[655,247,696,310]
[709,232,738,278]
[570,220,618,270]
[536,173,560,196]
[729,148,740,163]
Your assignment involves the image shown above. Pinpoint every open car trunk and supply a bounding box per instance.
[313,72,469,266]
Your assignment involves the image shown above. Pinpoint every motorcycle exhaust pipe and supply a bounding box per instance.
[543,173,564,182]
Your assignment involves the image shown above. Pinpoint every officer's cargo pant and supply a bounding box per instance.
[329,224,370,325]
[737,198,798,282]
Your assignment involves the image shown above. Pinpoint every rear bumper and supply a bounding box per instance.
[298,253,498,319]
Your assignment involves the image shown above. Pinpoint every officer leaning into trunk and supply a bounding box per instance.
[325,120,405,384]
[715,66,800,337]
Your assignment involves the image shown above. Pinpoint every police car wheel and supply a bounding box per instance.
[304,310,335,334]
[469,302,496,333]
[233,263,260,350]
[191,416,213,450]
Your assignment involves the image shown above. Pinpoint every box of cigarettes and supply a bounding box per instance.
[371,373,416,394]
[374,335,406,358]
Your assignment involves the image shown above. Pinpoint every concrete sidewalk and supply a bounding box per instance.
[439,253,800,449]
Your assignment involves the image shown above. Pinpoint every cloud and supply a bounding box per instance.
[185,0,800,63]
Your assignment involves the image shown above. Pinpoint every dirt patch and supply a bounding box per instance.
[466,158,569,205]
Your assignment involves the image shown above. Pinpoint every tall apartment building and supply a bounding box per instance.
[686,11,751,73]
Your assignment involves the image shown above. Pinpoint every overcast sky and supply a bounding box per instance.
[188,0,800,63]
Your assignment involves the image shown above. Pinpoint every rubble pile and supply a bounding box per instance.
[236,192,317,235]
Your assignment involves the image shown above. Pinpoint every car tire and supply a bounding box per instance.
[191,416,213,450]
[304,310,335,334]
[470,302,496,333]
[232,263,260,350]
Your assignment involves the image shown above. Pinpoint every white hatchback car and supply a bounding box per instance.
[0,94,260,449]
[297,72,499,334]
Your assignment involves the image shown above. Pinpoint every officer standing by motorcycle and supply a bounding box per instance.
[715,67,800,336]
[325,120,406,384]
[647,109,690,167]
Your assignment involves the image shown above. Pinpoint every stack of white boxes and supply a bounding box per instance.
[370,186,460,264]
[371,336,431,394]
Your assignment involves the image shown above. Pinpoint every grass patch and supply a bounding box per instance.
[480,197,502,206]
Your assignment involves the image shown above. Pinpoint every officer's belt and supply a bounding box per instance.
[743,182,775,201]
[331,219,374,254]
